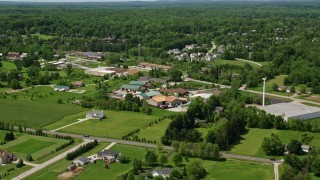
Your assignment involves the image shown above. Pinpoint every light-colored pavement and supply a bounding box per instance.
[12,160,38,167]
[12,139,92,180]
[274,162,281,180]
[52,118,91,132]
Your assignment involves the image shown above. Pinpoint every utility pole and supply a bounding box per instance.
[262,77,267,106]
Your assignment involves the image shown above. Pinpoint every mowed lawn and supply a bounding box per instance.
[209,59,261,68]
[0,98,85,128]
[44,111,88,130]
[1,132,69,163]
[201,159,274,180]
[61,110,162,139]
[134,118,172,143]
[75,144,148,180]
[230,128,320,158]
[0,163,32,180]
[25,142,110,180]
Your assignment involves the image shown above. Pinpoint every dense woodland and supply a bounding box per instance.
[1,2,320,89]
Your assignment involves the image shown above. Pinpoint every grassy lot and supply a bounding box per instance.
[25,142,110,180]
[44,111,88,130]
[75,144,148,180]
[133,118,172,143]
[0,131,71,163]
[230,128,320,159]
[60,110,164,139]
[0,163,32,180]
[209,59,262,68]
[201,159,273,180]
[32,33,56,40]
[0,86,88,128]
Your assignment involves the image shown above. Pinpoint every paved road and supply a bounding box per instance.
[274,162,281,180]
[44,130,280,164]
[12,140,92,180]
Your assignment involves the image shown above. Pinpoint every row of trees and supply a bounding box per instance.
[66,140,98,160]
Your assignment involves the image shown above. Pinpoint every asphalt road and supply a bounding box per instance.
[12,139,91,180]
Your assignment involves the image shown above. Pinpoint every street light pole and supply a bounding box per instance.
[262,77,267,106]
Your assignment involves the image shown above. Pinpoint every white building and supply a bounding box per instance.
[258,102,320,121]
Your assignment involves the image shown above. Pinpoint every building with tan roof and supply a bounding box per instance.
[147,95,184,108]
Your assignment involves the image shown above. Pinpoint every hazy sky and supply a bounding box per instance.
[0,0,157,1]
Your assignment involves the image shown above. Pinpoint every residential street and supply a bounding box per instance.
[12,139,92,180]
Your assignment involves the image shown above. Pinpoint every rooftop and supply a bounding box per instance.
[152,95,177,103]
[121,84,142,91]
[258,102,320,121]
[129,81,148,86]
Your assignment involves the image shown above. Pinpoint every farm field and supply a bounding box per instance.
[60,110,163,139]
[25,142,110,180]
[0,163,32,180]
[132,118,172,143]
[74,144,148,180]
[230,128,320,158]
[0,130,71,163]
[0,86,88,128]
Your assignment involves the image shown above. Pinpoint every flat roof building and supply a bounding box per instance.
[258,102,320,121]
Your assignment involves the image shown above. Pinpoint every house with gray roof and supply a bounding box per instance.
[53,85,70,92]
[86,110,104,120]
[73,157,90,166]
[97,150,120,162]
[121,84,144,93]
[152,168,173,178]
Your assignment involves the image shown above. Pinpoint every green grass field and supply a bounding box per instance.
[25,142,110,180]
[32,33,56,40]
[0,163,32,180]
[60,110,163,139]
[209,59,262,68]
[230,128,320,158]
[133,118,172,143]
[75,144,148,180]
[201,159,273,180]
[0,131,70,163]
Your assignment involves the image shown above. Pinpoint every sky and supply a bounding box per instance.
[0,0,157,1]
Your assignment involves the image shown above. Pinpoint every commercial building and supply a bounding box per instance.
[258,102,320,121]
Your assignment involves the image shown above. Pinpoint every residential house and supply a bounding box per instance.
[129,81,149,87]
[147,95,184,108]
[0,150,16,165]
[159,88,189,97]
[167,49,181,55]
[301,145,310,153]
[278,85,291,93]
[20,53,28,59]
[72,81,85,88]
[85,67,116,77]
[73,157,90,166]
[152,168,173,178]
[217,45,225,54]
[97,150,120,162]
[138,76,150,82]
[53,85,70,92]
[86,110,104,120]
[81,52,106,60]
[7,52,20,61]
[149,78,170,84]
[204,53,214,61]
[121,84,143,93]
[190,53,198,61]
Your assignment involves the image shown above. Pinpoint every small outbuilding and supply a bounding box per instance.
[73,157,90,166]
[53,85,70,92]
[301,145,310,153]
[152,168,173,178]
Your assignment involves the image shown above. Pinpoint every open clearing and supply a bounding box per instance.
[230,128,320,158]
[0,131,69,163]
[132,118,172,143]
[60,110,163,139]
[201,159,273,180]
[209,59,262,68]
[0,163,32,180]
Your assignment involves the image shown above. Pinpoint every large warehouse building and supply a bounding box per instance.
[258,102,320,121]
